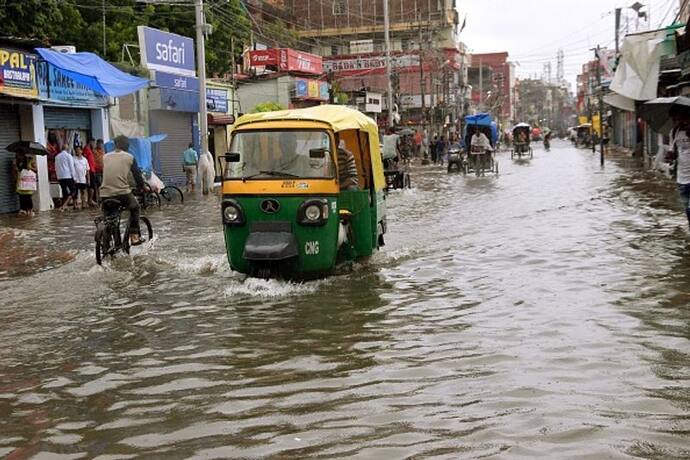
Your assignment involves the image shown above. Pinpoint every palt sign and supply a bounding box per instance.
[138,26,195,77]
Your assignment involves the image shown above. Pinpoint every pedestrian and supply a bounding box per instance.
[436,135,447,165]
[55,145,77,210]
[83,138,98,206]
[13,152,37,216]
[182,143,198,193]
[414,129,422,157]
[93,139,105,203]
[430,135,438,163]
[668,105,690,228]
[197,150,216,195]
[73,146,90,209]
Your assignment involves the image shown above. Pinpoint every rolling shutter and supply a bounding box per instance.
[44,107,91,130]
[0,104,21,214]
[150,111,192,186]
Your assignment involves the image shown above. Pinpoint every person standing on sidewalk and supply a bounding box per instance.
[55,146,77,210]
[83,138,98,207]
[93,139,105,203]
[182,143,198,193]
[668,105,690,228]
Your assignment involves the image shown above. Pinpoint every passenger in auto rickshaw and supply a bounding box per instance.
[334,133,360,191]
[469,126,493,171]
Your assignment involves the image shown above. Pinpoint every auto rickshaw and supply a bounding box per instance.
[220,105,387,279]
[575,123,592,148]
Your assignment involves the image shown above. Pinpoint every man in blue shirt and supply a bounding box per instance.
[182,143,198,193]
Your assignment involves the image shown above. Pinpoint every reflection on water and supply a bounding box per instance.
[1,141,690,458]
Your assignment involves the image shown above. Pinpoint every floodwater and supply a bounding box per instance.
[1,141,690,459]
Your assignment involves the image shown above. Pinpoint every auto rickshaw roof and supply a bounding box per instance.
[234,105,379,135]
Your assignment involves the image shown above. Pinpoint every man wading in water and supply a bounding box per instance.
[668,105,690,228]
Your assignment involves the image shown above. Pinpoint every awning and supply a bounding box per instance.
[36,48,149,97]
[603,93,636,111]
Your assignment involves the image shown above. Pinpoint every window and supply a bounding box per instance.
[333,0,346,15]
[226,130,335,180]
[331,44,339,56]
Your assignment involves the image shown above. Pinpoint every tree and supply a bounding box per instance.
[251,101,285,113]
[0,0,250,76]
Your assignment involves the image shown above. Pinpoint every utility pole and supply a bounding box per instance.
[384,0,394,127]
[595,45,605,166]
[615,8,621,56]
[478,57,483,109]
[195,0,209,156]
[102,0,107,57]
[231,36,236,118]
[418,18,426,129]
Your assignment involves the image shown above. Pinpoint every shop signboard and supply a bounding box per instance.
[37,61,108,106]
[248,48,323,75]
[0,48,38,99]
[324,53,420,73]
[154,71,199,92]
[295,78,308,98]
[320,82,330,101]
[308,80,320,99]
[206,87,228,113]
[138,26,196,77]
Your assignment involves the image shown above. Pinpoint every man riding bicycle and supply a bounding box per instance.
[100,135,147,245]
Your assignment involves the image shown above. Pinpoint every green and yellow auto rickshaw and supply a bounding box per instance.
[220,105,387,279]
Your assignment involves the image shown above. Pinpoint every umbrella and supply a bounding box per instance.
[640,96,690,133]
[5,141,48,155]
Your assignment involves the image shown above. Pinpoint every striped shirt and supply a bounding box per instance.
[337,148,359,190]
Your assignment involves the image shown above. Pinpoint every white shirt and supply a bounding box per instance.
[382,134,400,160]
[73,156,89,184]
[55,150,76,180]
[470,133,493,152]
[673,128,690,184]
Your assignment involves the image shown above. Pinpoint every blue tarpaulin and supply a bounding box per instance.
[36,48,149,97]
[105,134,167,173]
[464,113,498,145]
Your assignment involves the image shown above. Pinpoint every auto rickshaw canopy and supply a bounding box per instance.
[233,105,385,192]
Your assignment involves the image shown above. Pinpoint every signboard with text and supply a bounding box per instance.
[248,48,323,75]
[138,26,195,76]
[206,87,228,113]
[324,53,420,73]
[37,61,107,106]
[0,48,38,99]
[154,71,199,92]
[293,78,329,101]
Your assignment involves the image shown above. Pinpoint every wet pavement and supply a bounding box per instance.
[1,140,690,459]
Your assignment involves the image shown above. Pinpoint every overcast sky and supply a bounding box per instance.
[457,0,680,89]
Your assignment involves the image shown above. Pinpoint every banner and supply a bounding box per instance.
[0,48,38,99]
[248,48,323,75]
[37,61,107,106]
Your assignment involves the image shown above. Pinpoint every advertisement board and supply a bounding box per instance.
[138,26,195,77]
[37,61,108,106]
[0,48,38,99]
[206,87,228,113]
[324,54,420,73]
[154,71,199,92]
[294,78,329,101]
[248,48,323,75]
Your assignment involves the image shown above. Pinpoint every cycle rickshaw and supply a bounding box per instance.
[511,122,533,159]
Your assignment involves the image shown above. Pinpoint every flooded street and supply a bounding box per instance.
[2,141,690,459]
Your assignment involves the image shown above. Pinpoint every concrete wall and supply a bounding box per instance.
[237,77,292,113]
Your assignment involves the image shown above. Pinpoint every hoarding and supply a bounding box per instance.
[324,53,420,73]
[138,26,195,77]
[36,61,107,106]
[206,87,228,113]
[294,78,329,101]
[248,48,323,75]
[0,48,38,99]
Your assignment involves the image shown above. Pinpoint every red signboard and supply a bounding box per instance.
[248,48,323,75]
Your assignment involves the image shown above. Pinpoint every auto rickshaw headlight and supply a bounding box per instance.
[297,198,329,226]
[222,200,245,225]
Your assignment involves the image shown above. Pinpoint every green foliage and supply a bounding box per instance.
[0,0,250,76]
[251,101,286,113]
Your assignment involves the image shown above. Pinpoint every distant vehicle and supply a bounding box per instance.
[220,105,387,279]
[511,123,533,159]
[574,123,592,148]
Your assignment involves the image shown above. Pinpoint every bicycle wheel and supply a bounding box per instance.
[144,191,161,208]
[140,216,153,242]
[160,186,184,204]
[96,225,115,264]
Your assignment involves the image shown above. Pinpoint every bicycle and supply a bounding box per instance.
[134,185,184,209]
[94,198,153,265]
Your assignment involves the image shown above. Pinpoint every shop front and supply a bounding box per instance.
[0,46,39,214]
[148,72,199,186]
[37,59,109,204]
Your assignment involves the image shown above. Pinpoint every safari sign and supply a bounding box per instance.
[137,26,195,77]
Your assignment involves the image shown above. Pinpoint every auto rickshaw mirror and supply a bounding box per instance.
[309,148,327,159]
[223,152,241,162]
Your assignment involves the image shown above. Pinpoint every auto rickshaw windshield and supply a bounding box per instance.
[225,129,336,180]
